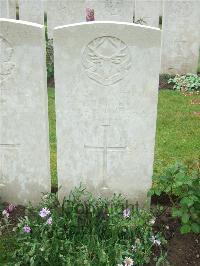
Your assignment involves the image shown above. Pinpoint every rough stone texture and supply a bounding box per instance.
[0,19,50,205]
[19,0,44,24]
[54,22,161,205]
[135,0,160,27]
[0,0,16,19]
[161,0,200,74]
[46,0,134,39]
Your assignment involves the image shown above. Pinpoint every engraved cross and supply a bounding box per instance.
[85,125,127,182]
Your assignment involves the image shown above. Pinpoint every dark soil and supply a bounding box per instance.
[159,74,174,90]
[150,195,200,266]
[47,76,55,87]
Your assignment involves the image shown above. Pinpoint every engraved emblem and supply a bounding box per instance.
[82,36,131,86]
[0,36,15,83]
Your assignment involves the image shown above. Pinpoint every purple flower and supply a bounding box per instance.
[47,217,52,225]
[86,8,95,22]
[2,210,9,218]
[39,207,51,218]
[123,208,131,218]
[23,225,31,233]
[8,203,15,213]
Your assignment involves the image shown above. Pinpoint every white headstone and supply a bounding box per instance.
[158,0,163,17]
[54,22,161,204]
[86,0,134,22]
[135,0,160,27]
[9,0,16,19]
[19,0,44,24]
[46,0,86,39]
[0,0,16,19]
[0,19,50,205]
[161,0,200,74]
[46,0,134,39]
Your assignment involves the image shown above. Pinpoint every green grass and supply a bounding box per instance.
[0,234,16,263]
[48,87,57,187]
[48,89,200,187]
[154,90,200,175]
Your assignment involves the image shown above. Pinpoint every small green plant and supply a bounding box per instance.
[149,161,200,234]
[13,187,165,265]
[46,39,54,79]
[168,74,200,92]
[134,17,147,25]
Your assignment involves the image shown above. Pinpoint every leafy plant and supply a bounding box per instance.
[149,160,200,234]
[134,17,147,25]
[168,74,200,92]
[13,187,165,265]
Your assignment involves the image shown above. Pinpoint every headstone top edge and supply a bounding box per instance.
[0,18,44,29]
[53,21,161,33]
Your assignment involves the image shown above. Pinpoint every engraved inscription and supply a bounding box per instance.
[85,125,127,188]
[0,36,15,83]
[82,36,131,86]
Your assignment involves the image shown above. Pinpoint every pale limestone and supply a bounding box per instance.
[9,0,16,19]
[46,0,134,39]
[86,0,134,22]
[0,0,16,19]
[135,0,160,27]
[54,22,161,205]
[19,0,44,24]
[46,0,86,39]
[161,0,200,74]
[158,0,163,17]
[0,19,50,205]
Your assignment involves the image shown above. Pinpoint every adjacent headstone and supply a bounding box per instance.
[46,0,86,39]
[8,0,16,19]
[46,0,135,39]
[0,0,8,18]
[161,0,200,74]
[158,0,163,17]
[135,0,160,27]
[0,0,16,19]
[19,0,44,24]
[54,22,161,204]
[0,19,50,205]
[86,0,134,22]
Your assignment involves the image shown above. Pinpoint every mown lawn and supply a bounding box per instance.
[48,88,200,187]
[154,90,200,175]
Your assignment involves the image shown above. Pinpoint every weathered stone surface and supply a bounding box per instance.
[46,0,134,39]
[161,0,200,74]
[54,22,161,205]
[9,0,16,19]
[19,0,44,24]
[86,0,134,22]
[0,0,16,19]
[158,0,163,16]
[0,19,50,205]
[46,0,86,39]
[135,0,160,27]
